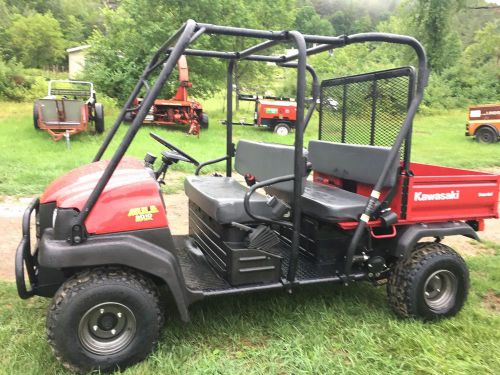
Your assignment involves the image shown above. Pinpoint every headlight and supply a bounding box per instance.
[52,208,58,227]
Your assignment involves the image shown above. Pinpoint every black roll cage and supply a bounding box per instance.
[77,20,428,282]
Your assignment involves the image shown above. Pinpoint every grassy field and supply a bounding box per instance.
[0,99,498,196]
[0,245,499,374]
[0,100,499,374]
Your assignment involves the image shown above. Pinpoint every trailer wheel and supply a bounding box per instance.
[475,126,498,144]
[274,123,290,136]
[94,103,105,134]
[387,242,469,320]
[33,102,40,130]
[46,267,163,373]
[200,112,209,129]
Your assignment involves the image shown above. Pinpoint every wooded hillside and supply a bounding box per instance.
[0,0,498,109]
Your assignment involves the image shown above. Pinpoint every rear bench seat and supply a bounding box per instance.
[301,140,400,222]
[184,140,307,224]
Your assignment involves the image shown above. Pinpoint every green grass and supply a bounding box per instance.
[0,100,498,196]
[0,249,499,374]
[0,100,499,373]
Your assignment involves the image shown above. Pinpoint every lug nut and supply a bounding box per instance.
[100,308,105,314]
[117,312,122,318]
[93,325,98,331]
[111,329,116,335]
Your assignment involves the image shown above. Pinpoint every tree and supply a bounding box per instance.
[412,0,466,72]
[463,20,500,67]
[84,0,296,102]
[294,5,334,35]
[6,13,66,68]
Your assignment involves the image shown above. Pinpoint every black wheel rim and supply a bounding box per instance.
[478,130,493,143]
[423,270,458,312]
[78,302,136,355]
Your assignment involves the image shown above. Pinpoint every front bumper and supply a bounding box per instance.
[15,198,39,299]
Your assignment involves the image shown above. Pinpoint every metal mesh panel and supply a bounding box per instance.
[319,67,415,154]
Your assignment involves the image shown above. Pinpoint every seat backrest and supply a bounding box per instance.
[308,140,400,187]
[235,140,307,194]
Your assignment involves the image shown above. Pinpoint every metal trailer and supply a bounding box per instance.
[235,93,298,135]
[34,80,104,142]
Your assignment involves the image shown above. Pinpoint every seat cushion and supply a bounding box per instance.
[184,176,275,224]
[301,181,368,221]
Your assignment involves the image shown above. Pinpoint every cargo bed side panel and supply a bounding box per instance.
[406,173,499,222]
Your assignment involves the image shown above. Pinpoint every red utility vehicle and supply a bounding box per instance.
[237,94,297,135]
[130,55,208,135]
[15,21,500,373]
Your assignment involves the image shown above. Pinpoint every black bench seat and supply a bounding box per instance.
[301,181,368,221]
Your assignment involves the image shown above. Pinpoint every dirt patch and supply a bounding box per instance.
[482,290,500,314]
[441,236,497,257]
[163,192,189,235]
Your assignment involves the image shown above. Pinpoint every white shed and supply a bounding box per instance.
[66,45,91,79]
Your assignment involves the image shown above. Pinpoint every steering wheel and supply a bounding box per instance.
[150,132,199,166]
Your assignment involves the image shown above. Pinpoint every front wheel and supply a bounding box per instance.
[46,267,163,373]
[387,242,469,320]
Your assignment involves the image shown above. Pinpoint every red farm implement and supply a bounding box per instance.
[129,55,208,135]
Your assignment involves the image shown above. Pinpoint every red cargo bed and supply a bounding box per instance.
[315,163,499,230]
[404,163,499,222]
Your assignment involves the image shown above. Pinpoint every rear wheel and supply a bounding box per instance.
[273,123,290,136]
[200,112,209,129]
[47,267,163,373]
[94,103,105,133]
[33,102,40,130]
[475,126,498,144]
[387,242,469,320]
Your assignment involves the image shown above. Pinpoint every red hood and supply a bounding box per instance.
[41,157,150,209]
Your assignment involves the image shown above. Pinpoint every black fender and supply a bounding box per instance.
[38,228,202,322]
[391,221,479,259]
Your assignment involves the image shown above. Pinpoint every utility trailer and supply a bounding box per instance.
[15,21,500,373]
[34,80,104,142]
[234,93,297,135]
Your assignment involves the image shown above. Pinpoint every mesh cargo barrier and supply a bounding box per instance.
[319,67,415,156]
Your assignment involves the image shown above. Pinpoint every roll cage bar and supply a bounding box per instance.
[75,19,428,283]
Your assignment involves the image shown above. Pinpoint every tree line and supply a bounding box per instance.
[0,0,498,109]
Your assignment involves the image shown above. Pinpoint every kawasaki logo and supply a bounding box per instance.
[414,190,460,202]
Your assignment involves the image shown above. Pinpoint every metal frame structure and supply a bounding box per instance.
[47,80,95,102]
[75,20,428,283]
